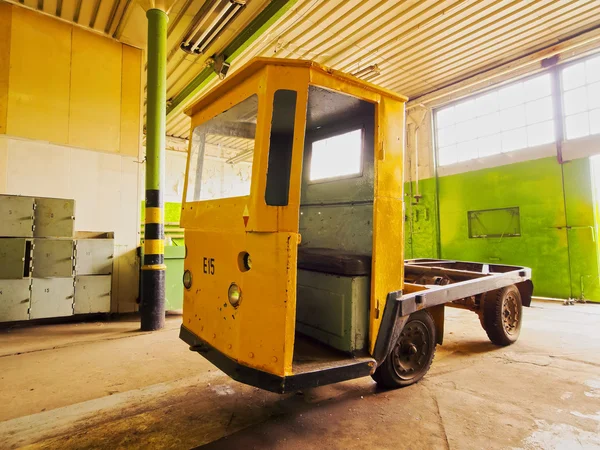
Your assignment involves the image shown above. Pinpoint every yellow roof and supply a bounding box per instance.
[185,57,408,117]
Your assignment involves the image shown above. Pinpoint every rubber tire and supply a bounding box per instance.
[482,285,523,346]
[372,309,436,389]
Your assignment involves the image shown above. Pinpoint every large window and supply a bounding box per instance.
[561,54,600,140]
[186,95,257,202]
[309,129,363,181]
[435,73,555,166]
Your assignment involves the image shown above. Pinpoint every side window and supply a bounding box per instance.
[309,128,363,182]
[265,90,297,206]
[186,95,258,202]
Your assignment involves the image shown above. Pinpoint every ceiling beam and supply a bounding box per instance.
[105,0,121,33]
[73,0,82,23]
[90,0,102,28]
[112,0,134,40]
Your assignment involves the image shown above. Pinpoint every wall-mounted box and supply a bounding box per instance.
[30,278,74,319]
[468,207,521,239]
[0,195,35,237]
[74,275,111,314]
[32,239,74,278]
[0,238,33,279]
[0,279,32,322]
[34,197,75,238]
[74,232,114,275]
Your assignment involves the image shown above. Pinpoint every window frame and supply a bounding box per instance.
[558,53,600,141]
[433,71,556,168]
[306,126,365,184]
[185,93,258,203]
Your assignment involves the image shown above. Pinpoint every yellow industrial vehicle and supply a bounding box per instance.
[179,58,533,392]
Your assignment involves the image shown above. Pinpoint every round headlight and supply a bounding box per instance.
[228,283,241,307]
[183,270,192,289]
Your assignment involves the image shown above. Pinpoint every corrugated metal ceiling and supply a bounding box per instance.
[9,0,600,140]
[166,0,600,138]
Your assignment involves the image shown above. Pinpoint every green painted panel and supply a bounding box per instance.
[563,158,600,301]
[438,157,572,299]
[140,201,182,223]
[404,177,439,260]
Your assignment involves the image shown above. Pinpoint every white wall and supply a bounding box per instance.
[0,135,142,313]
[164,150,187,203]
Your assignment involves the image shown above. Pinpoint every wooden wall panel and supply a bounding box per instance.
[7,7,71,143]
[120,45,142,157]
[69,27,122,153]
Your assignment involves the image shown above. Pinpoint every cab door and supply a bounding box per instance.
[181,65,309,376]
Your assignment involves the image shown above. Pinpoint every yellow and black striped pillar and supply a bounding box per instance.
[141,7,167,331]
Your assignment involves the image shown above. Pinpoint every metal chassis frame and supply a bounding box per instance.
[373,258,533,363]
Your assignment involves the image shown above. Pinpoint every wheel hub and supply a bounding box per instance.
[502,293,520,335]
[392,321,430,380]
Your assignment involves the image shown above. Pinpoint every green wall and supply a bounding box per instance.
[405,156,600,302]
[404,178,439,260]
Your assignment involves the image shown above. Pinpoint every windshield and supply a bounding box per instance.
[186,94,258,202]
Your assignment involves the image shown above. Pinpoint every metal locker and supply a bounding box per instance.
[75,239,114,275]
[0,279,32,322]
[34,197,75,238]
[0,238,33,279]
[30,278,74,319]
[74,275,111,314]
[32,239,75,278]
[0,195,35,237]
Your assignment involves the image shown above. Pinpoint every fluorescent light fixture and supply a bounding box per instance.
[226,148,253,164]
[181,0,246,55]
[351,64,381,80]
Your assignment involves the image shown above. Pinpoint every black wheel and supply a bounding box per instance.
[372,309,436,389]
[482,285,522,346]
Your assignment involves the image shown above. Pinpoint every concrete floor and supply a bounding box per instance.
[0,302,599,450]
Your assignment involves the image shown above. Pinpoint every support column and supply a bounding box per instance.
[141,8,168,331]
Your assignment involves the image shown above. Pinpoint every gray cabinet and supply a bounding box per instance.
[30,278,74,319]
[0,196,114,322]
[0,238,33,279]
[0,279,32,321]
[34,198,75,238]
[75,238,114,275]
[74,275,111,314]
[32,239,74,278]
[0,196,34,237]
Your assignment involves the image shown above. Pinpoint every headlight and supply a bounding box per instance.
[183,270,192,289]
[228,283,241,307]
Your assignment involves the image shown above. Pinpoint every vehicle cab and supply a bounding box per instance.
[180,58,406,392]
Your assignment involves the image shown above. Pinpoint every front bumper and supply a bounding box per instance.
[180,325,375,394]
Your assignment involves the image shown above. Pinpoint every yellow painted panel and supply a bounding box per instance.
[69,27,122,152]
[120,45,142,157]
[183,229,297,376]
[7,7,71,143]
[369,96,406,354]
[0,3,11,134]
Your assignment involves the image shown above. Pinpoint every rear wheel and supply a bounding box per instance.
[482,285,522,346]
[372,309,436,389]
